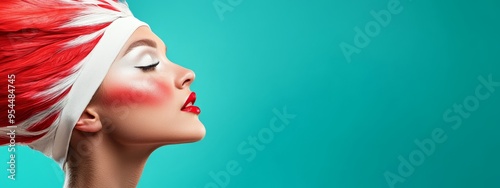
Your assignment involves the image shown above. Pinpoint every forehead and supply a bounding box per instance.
[115,26,166,58]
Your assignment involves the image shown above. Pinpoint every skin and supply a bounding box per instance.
[65,26,205,188]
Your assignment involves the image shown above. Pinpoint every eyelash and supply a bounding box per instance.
[135,61,160,72]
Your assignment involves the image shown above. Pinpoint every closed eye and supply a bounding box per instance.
[135,61,160,72]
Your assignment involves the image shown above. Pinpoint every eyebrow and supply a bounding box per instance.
[123,39,157,55]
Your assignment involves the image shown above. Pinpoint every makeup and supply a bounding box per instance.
[181,92,201,115]
[100,77,171,106]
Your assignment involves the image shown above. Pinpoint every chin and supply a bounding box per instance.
[186,122,206,142]
[166,121,206,145]
[185,116,206,141]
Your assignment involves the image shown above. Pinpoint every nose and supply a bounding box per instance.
[174,64,195,89]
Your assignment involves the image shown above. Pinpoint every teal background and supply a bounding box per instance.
[1,0,499,187]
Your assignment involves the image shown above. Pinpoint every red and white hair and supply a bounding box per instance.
[0,0,136,163]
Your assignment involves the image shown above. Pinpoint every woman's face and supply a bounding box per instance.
[89,26,205,147]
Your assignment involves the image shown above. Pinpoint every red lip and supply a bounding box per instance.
[181,92,201,115]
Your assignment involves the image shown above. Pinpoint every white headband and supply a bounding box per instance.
[52,16,148,168]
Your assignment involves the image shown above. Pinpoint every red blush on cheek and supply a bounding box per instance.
[100,78,172,106]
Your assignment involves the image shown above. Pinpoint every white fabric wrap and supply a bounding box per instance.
[51,16,148,168]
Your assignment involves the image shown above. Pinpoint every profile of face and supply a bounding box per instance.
[74,26,206,149]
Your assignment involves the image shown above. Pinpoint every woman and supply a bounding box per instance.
[0,0,206,187]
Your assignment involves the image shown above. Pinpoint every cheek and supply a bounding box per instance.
[100,78,172,106]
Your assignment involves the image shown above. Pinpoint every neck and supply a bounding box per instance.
[64,135,156,188]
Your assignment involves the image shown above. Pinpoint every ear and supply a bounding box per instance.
[75,107,102,133]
